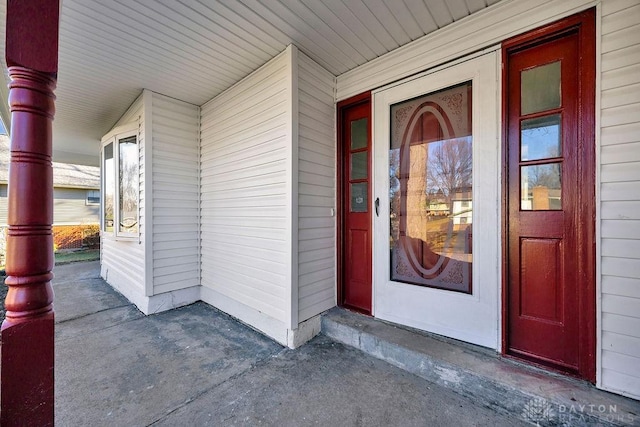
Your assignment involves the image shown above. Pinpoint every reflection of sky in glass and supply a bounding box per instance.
[521,115,561,161]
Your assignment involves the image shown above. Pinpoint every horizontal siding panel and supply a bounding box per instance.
[201,49,291,325]
[154,261,200,278]
[299,288,334,310]
[602,25,640,54]
[602,256,640,278]
[299,147,333,167]
[602,331,640,358]
[201,194,286,209]
[298,136,335,158]
[602,275,640,299]
[299,217,334,230]
[154,280,199,295]
[600,182,640,201]
[601,351,640,380]
[601,162,640,183]
[602,294,640,318]
[601,102,640,128]
[601,142,640,164]
[298,170,335,187]
[601,122,640,146]
[602,0,640,16]
[299,257,334,276]
[300,266,335,290]
[602,312,640,339]
[601,83,640,109]
[205,266,286,308]
[601,368,640,400]
[602,44,640,72]
[299,226,334,241]
[601,201,640,220]
[201,226,284,241]
[299,238,334,253]
[602,238,640,258]
[153,247,198,260]
[299,112,334,140]
[602,4,640,34]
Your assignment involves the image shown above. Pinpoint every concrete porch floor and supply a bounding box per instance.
[39,261,638,426]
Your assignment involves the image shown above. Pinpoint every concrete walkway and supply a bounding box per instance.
[52,261,530,427]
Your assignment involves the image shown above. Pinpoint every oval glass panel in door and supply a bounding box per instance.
[389,81,473,293]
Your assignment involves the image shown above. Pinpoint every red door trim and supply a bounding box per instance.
[501,8,596,382]
[337,91,372,314]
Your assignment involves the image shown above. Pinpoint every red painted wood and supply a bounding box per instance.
[5,0,59,73]
[2,2,59,424]
[502,9,596,381]
[337,93,372,315]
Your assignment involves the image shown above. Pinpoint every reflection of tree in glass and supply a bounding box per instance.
[528,164,560,189]
[426,137,472,209]
[119,140,139,231]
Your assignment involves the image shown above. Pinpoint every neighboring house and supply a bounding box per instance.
[0,136,100,263]
[1,0,639,403]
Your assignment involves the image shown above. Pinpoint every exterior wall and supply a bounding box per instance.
[334,0,640,399]
[100,94,147,307]
[297,52,337,322]
[599,0,640,400]
[200,48,294,344]
[150,92,200,295]
[0,185,6,225]
[53,188,99,224]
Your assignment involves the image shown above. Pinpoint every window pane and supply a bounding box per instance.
[103,143,114,233]
[521,163,562,210]
[521,61,561,115]
[389,81,473,293]
[350,151,367,180]
[350,182,368,212]
[351,118,367,149]
[118,136,139,235]
[521,114,561,161]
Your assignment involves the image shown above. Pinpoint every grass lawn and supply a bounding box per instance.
[54,249,100,265]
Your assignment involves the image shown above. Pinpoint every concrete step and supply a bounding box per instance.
[321,308,640,427]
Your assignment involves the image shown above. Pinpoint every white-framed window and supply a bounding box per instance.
[101,123,139,239]
[86,189,100,205]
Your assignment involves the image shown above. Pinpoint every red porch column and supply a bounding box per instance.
[1,1,59,425]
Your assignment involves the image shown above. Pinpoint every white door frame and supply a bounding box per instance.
[372,50,501,350]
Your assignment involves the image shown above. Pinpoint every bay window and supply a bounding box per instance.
[101,124,139,238]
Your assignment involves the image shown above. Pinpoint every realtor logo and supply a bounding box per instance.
[522,397,554,425]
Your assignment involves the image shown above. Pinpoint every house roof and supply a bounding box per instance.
[0,0,502,166]
[0,135,100,189]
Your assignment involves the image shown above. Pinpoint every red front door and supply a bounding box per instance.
[338,94,372,314]
[503,10,595,380]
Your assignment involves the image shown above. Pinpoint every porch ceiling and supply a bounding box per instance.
[0,0,501,166]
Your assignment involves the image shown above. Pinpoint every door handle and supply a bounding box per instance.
[375,197,380,217]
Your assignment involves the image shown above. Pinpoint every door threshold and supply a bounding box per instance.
[322,307,639,426]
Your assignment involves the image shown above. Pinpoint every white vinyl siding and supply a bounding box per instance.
[151,93,200,295]
[53,188,99,224]
[101,94,146,296]
[599,0,640,400]
[200,48,291,326]
[336,0,605,101]
[297,52,337,322]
